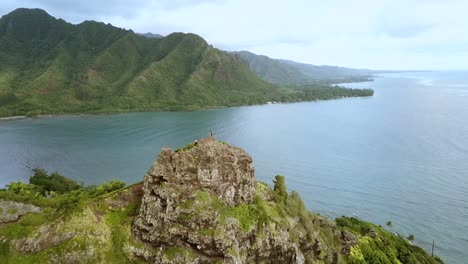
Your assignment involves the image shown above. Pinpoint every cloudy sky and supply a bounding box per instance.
[1,0,467,70]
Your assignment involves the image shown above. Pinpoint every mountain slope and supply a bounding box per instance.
[0,9,373,117]
[0,9,284,116]
[233,51,373,85]
[232,51,313,85]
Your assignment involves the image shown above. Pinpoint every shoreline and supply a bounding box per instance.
[0,115,26,121]
[0,89,375,121]
[0,95,375,121]
[0,78,376,121]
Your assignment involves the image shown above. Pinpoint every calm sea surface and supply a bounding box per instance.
[1,72,467,263]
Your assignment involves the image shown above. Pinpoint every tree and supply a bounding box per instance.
[29,168,81,194]
[273,175,288,203]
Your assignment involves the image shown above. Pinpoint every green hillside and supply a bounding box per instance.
[233,51,374,85]
[232,51,313,85]
[0,9,373,117]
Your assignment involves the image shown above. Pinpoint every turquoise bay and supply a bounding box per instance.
[0,72,467,263]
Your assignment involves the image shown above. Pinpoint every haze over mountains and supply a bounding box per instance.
[0,8,372,117]
[137,32,163,39]
[233,51,374,85]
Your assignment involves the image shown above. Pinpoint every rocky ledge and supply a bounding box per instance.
[0,200,41,224]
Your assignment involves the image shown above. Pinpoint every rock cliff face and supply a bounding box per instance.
[138,137,255,208]
[132,138,340,263]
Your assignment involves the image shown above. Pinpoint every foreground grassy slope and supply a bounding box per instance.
[0,168,442,263]
[0,8,373,117]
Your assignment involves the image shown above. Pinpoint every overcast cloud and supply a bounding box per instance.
[1,0,467,70]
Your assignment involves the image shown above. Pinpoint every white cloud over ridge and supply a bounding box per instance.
[1,0,467,70]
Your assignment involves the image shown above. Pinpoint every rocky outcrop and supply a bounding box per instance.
[13,223,75,254]
[0,199,41,224]
[340,230,357,255]
[132,138,328,263]
[139,137,256,207]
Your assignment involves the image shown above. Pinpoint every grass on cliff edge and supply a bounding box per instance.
[0,169,149,263]
[0,168,126,210]
[336,216,444,264]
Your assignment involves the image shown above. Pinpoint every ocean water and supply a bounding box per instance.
[0,71,467,263]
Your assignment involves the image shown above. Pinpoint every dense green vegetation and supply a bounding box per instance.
[0,8,373,118]
[0,170,142,263]
[29,168,81,194]
[286,85,374,101]
[0,168,125,209]
[273,175,288,203]
[336,217,443,264]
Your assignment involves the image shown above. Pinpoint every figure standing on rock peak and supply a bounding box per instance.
[210,130,214,137]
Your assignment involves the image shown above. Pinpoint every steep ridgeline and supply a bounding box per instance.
[0,139,443,263]
[233,51,374,85]
[0,8,277,117]
[0,8,373,118]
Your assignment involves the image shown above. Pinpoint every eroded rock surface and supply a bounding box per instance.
[141,137,256,207]
[0,199,41,224]
[132,138,337,263]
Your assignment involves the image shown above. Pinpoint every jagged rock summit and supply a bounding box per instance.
[140,136,256,207]
[132,138,314,263]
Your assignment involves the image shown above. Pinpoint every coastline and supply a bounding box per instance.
[0,91,375,121]
[0,115,26,121]
[0,95,375,121]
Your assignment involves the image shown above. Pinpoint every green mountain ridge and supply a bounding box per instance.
[233,51,374,85]
[0,8,373,118]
